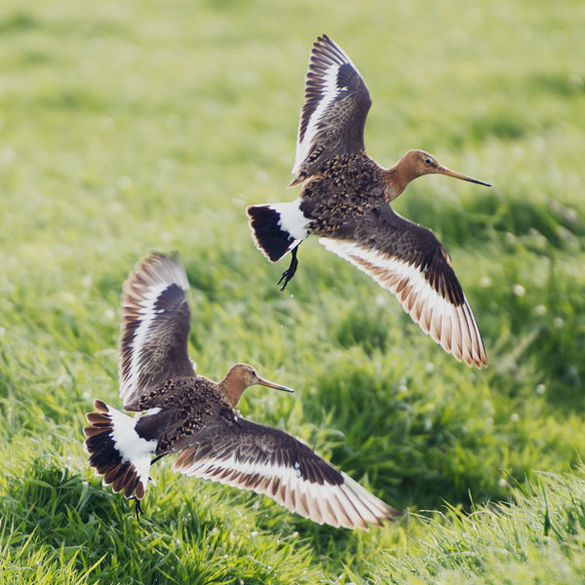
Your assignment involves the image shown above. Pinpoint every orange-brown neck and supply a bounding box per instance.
[382,150,429,201]
[217,368,248,407]
[383,156,423,201]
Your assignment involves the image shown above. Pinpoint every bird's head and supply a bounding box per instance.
[220,364,294,406]
[403,150,491,186]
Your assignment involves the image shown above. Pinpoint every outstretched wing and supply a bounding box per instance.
[291,34,372,184]
[319,205,487,368]
[173,417,396,530]
[119,253,195,411]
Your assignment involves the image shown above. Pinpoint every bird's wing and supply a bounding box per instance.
[119,253,195,410]
[291,35,372,183]
[319,205,487,368]
[173,416,396,530]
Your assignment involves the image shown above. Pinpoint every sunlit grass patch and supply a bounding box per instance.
[1,0,584,581]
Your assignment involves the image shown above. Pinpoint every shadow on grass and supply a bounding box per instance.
[529,72,585,98]
[0,11,40,34]
[2,460,319,584]
[472,251,585,414]
[303,365,484,511]
[0,9,126,37]
[401,190,584,250]
[2,462,186,583]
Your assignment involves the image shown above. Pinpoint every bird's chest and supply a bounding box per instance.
[300,154,385,233]
[301,167,385,233]
[158,391,230,453]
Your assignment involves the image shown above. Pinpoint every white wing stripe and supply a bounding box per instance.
[175,453,388,528]
[320,238,486,367]
[121,283,170,402]
[293,64,340,175]
[120,255,190,404]
[179,455,307,485]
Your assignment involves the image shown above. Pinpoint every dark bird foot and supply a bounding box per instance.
[129,496,143,523]
[278,246,299,291]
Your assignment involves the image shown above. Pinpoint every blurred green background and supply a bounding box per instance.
[1,0,584,583]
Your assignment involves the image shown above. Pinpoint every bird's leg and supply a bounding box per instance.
[151,454,164,465]
[129,496,142,523]
[148,453,165,483]
[130,454,163,522]
[278,245,300,291]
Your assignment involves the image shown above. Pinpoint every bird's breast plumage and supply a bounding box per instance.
[299,152,387,235]
[137,376,234,453]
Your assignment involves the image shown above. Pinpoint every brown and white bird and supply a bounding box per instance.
[84,252,396,529]
[247,34,490,368]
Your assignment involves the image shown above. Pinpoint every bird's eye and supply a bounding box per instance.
[424,157,433,165]
[251,370,257,377]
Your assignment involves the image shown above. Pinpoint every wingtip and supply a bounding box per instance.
[320,238,489,370]
[459,347,488,369]
[451,337,488,369]
[124,252,188,295]
[477,354,488,369]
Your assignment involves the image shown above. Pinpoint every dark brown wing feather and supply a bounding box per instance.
[319,205,487,367]
[173,416,396,529]
[292,35,372,184]
[119,253,195,410]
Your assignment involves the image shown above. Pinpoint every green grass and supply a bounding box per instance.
[1,0,584,582]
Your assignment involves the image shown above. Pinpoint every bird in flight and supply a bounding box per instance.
[84,252,396,529]
[247,34,490,368]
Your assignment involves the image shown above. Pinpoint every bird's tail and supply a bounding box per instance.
[246,200,311,262]
[83,400,157,500]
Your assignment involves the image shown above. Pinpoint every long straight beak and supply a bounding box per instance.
[257,376,295,393]
[438,166,491,187]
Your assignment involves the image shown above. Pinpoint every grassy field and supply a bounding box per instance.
[1,0,584,582]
